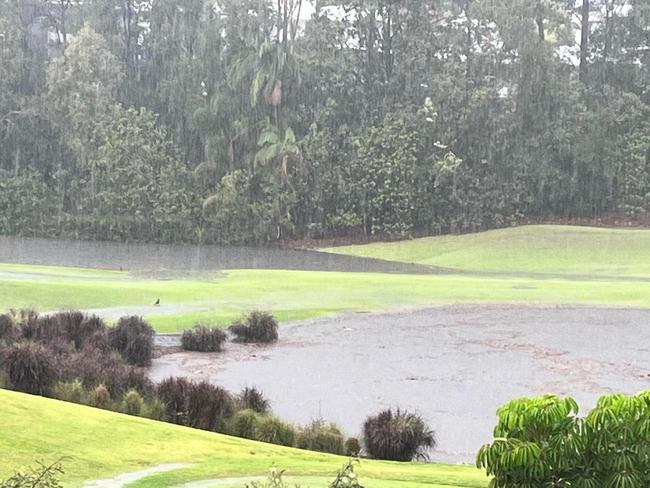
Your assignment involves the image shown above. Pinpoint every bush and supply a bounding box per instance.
[186,381,234,432]
[4,343,58,395]
[256,416,297,447]
[109,316,154,366]
[181,325,227,352]
[297,419,345,455]
[143,398,166,421]
[362,409,436,461]
[228,409,261,439]
[52,311,85,348]
[20,316,63,345]
[122,389,144,415]
[61,349,153,398]
[52,380,87,404]
[91,384,111,409]
[238,387,270,414]
[345,437,361,456]
[157,377,191,424]
[229,311,278,343]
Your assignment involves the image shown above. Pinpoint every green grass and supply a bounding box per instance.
[324,225,650,278]
[0,389,486,488]
[3,263,650,332]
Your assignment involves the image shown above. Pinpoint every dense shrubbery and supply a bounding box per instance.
[109,316,154,366]
[297,420,346,455]
[362,409,436,462]
[181,325,227,352]
[4,343,58,395]
[1,308,424,459]
[229,312,278,343]
[345,437,361,456]
[226,409,297,448]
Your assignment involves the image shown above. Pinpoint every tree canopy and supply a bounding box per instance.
[0,0,648,244]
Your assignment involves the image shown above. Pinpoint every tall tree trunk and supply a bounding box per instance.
[535,0,545,42]
[579,0,590,83]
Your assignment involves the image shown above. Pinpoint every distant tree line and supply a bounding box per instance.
[0,0,649,244]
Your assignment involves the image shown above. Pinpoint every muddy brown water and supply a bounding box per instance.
[149,304,650,464]
[0,235,435,274]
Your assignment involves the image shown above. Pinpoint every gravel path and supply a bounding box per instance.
[82,464,189,488]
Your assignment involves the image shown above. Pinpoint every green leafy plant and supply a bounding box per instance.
[329,459,365,488]
[477,393,650,487]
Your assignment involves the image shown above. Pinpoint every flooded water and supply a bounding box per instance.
[0,235,435,274]
[150,304,650,463]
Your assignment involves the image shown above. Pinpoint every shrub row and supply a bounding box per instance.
[0,309,436,462]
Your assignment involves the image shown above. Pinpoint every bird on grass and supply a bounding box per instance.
[154,298,160,306]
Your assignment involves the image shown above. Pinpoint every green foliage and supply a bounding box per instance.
[255,416,297,447]
[477,392,650,487]
[0,460,64,488]
[122,390,144,416]
[1,1,650,243]
[52,380,87,405]
[297,420,345,455]
[328,459,365,488]
[229,409,262,440]
[244,466,300,488]
[90,384,111,409]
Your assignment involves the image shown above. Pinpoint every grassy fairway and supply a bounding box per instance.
[324,225,650,278]
[0,389,486,488]
[3,262,650,332]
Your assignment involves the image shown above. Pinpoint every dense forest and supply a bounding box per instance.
[0,0,648,244]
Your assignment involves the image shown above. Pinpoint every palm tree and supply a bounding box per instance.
[254,124,302,191]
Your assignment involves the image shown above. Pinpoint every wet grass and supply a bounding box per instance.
[324,225,650,278]
[2,263,650,332]
[0,389,487,487]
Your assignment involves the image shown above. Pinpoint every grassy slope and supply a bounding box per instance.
[3,264,650,332]
[324,225,650,278]
[0,389,486,488]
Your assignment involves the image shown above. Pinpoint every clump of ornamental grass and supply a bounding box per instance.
[229,311,278,343]
[362,408,436,461]
[4,342,58,395]
[109,316,154,366]
[238,386,270,414]
[181,325,227,352]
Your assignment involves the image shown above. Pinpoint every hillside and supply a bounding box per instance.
[324,225,650,278]
[0,389,486,488]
